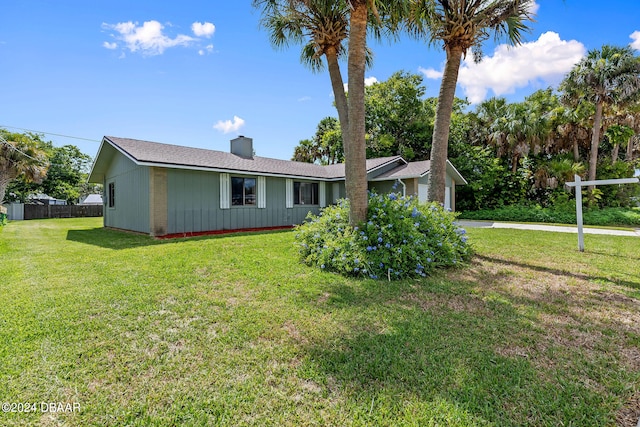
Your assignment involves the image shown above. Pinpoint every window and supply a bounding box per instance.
[108,182,115,208]
[294,182,319,205]
[231,177,256,206]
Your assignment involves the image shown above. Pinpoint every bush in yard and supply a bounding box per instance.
[294,191,471,280]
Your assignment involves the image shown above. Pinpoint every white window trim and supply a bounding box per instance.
[319,182,326,207]
[257,176,266,209]
[286,179,293,209]
[220,173,230,210]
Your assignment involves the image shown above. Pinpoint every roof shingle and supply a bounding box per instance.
[105,136,403,180]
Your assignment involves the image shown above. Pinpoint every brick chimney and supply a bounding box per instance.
[230,136,253,159]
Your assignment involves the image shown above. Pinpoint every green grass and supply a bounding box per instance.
[1,218,639,426]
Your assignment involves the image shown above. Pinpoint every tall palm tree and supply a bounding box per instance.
[254,0,351,143]
[410,0,535,204]
[346,0,408,223]
[560,45,640,193]
[255,0,407,224]
[0,131,49,203]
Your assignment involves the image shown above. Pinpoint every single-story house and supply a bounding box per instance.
[28,193,67,205]
[79,194,104,205]
[88,136,466,237]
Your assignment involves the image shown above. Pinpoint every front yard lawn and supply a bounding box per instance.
[1,218,639,426]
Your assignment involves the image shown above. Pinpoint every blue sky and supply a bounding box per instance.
[1,1,639,161]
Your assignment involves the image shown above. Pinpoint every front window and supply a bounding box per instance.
[294,182,318,205]
[231,177,256,206]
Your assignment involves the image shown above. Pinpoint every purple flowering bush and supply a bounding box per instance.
[294,191,471,280]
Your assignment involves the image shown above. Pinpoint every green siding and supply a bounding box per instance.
[166,170,319,234]
[104,154,150,233]
[369,181,395,195]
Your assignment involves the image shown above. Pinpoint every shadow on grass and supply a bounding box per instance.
[300,265,632,425]
[66,228,162,249]
[474,253,640,290]
[66,227,293,250]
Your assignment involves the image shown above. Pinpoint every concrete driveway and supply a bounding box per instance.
[456,220,640,237]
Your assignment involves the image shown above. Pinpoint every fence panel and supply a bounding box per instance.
[23,204,103,220]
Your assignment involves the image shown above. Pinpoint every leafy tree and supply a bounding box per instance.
[41,145,93,203]
[4,139,94,204]
[409,0,535,204]
[291,117,343,164]
[0,130,49,204]
[605,124,634,164]
[364,71,433,159]
[560,45,640,195]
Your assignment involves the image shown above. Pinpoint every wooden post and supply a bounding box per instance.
[574,175,585,252]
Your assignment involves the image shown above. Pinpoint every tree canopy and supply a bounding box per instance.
[2,130,96,204]
[0,130,49,204]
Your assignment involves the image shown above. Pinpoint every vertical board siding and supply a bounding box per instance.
[167,170,320,234]
[104,155,149,233]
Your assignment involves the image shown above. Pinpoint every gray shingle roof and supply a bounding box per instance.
[372,160,431,180]
[104,136,403,180]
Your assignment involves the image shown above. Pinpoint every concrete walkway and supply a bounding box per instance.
[456,220,640,237]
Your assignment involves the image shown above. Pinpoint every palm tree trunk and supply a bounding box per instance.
[573,139,580,162]
[345,1,368,225]
[0,170,15,204]
[612,143,619,164]
[626,135,635,161]
[325,48,350,150]
[588,100,603,194]
[428,45,463,204]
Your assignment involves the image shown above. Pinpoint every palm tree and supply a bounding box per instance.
[255,0,407,224]
[560,45,640,193]
[409,0,535,204]
[0,131,49,203]
[254,0,351,142]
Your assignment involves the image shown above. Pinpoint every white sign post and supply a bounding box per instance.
[565,175,639,252]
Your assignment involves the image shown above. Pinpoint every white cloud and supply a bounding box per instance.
[102,20,194,55]
[365,76,378,86]
[418,66,443,79]
[298,96,312,102]
[422,31,585,104]
[631,31,640,50]
[528,1,540,15]
[192,22,215,38]
[342,76,378,93]
[213,116,245,134]
[103,41,117,50]
[198,44,214,56]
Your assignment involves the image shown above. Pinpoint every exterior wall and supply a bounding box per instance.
[166,169,321,235]
[369,181,394,195]
[149,167,168,236]
[104,154,150,233]
[370,178,418,198]
[418,175,429,203]
[331,182,346,202]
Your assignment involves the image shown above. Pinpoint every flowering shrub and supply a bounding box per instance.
[294,191,471,280]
